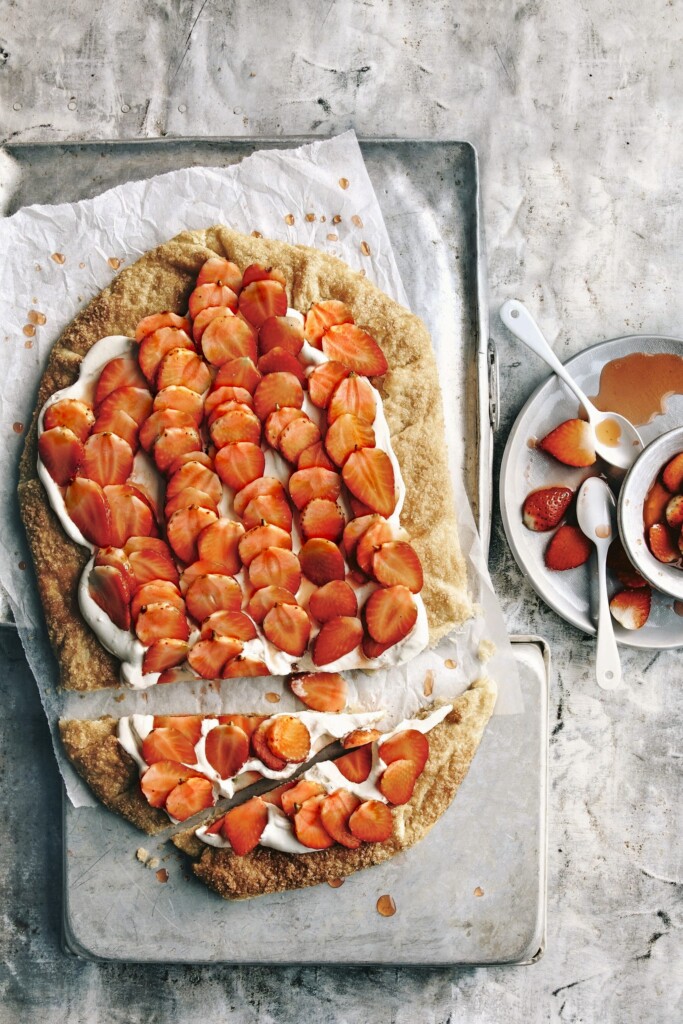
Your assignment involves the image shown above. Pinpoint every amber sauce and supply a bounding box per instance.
[376,894,396,917]
[589,352,683,426]
[595,418,621,447]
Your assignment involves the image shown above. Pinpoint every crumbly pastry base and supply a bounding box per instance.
[19,226,472,691]
[172,677,496,899]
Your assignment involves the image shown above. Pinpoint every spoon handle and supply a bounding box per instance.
[595,548,622,690]
[500,300,595,417]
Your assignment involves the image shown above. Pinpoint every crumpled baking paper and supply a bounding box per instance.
[0,131,521,807]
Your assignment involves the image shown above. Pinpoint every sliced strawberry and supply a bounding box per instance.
[131,581,184,620]
[105,484,155,546]
[335,745,373,784]
[140,760,202,808]
[342,514,383,561]
[214,356,261,394]
[380,729,429,774]
[266,715,311,763]
[210,408,261,449]
[156,347,211,394]
[259,315,304,356]
[214,441,264,493]
[348,800,393,843]
[309,580,358,622]
[241,491,292,532]
[188,282,238,319]
[249,547,301,594]
[188,636,243,678]
[320,789,362,849]
[662,453,683,491]
[239,279,287,328]
[200,609,257,642]
[38,427,84,485]
[300,498,345,542]
[343,448,395,518]
[365,586,417,645]
[142,638,190,674]
[251,720,288,771]
[343,728,381,749]
[167,506,219,564]
[666,495,683,528]
[238,523,292,566]
[242,263,287,288]
[127,545,179,588]
[197,257,242,292]
[94,546,136,593]
[192,305,234,344]
[94,355,148,405]
[372,541,423,593]
[299,538,345,586]
[138,327,194,383]
[328,373,376,424]
[610,587,652,629]
[92,407,140,451]
[44,399,94,443]
[290,671,347,712]
[79,432,134,487]
[312,615,363,666]
[154,426,202,475]
[298,441,335,471]
[142,726,196,766]
[294,795,335,849]
[154,385,204,425]
[65,478,111,547]
[88,564,131,630]
[307,360,350,407]
[166,776,215,821]
[362,634,393,659]
[522,486,574,531]
[379,759,418,805]
[644,479,672,528]
[206,386,254,417]
[233,477,286,517]
[95,385,153,425]
[606,538,647,589]
[263,603,310,656]
[322,324,388,377]
[139,408,196,453]
[217,714,267,738]
[152,715,203,745]
[538,419,596,467]
[166,461,222,503]
[165,487,218,521]
[648,522,679,563]
[222,656,269,678]
[264,407,307,448]
[202,315,258,367]
[135,311,191,343]
[280,780,325,817]
[258,347,306,383]
[279,418,321,464]
[185,573,242,622]
[355,519,393,575]
[349,495,374,518]
[135,602,190,645]
[288,467,341,511]
[253,371,304,421]
[544,524,592,571]
[179,559,227,594]
[222,797,269,855]
[205,723,250,778]
[325,412,375,467]
[247,585,297,625]
[197,518,245,575]
[304,300,354,348]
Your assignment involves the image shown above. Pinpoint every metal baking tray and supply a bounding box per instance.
[2,137,546,964]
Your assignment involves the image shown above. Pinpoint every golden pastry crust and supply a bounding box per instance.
[20,227,472,690]
[173,678,496,899]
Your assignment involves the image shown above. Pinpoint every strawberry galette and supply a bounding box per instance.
[19,226,472,690]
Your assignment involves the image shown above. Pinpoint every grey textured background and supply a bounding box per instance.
[1,1,681,1022]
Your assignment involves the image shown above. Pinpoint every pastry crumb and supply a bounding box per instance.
[147,856,160,870]
[474,886,484,897]
[478,639,496,662]
[136,847,150,864]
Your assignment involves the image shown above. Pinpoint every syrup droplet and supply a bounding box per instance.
[320,215,326,222]
[27,310,46,325]
[351,215,363,228]
[327,233,338,242]
[474,886,484,897]
[24,340,33,349]
[108,257,121,270]
[332,214,342,224]
[527,436,538,450]
[18,560,26,570]
[444,658,457,669]
[305,213,316,223]
[423,669,434,696]
[79,262,86,269]
[284,214,295,225]
[12,422,24,434]
[338,178,350,190]
[327,877,344,888]
[595,524,611,539]
[22,324,36,337]
[360,241,371,256]
[265,691,280,703]
[156,868,169,883]
[51,252,66,264]
[251,230,263,238]
[376,894,396,916]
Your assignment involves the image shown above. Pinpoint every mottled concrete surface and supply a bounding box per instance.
[1,1,682,1021]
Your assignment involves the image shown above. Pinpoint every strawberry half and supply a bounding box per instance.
[142,726,196,767]
[105,484,156,549]
[43,398,95,443]
[238,523,292,566]
[538,419,596,467]
[251,721,287,771]
[248,547,301,594]
[258,347,306,384]
[188,636,243,678]
[38,427,84,486]
[197,257,242,293]
[379,758,419,805]
[185,573,242,622]
[205,723,250,778]
[94,355,148,404]
[342,728,381,749]
[263,603,310,657]
[325,413,376,468]
[288,467,341,511]
[320,789,362,849]
[308,580,358,622]
[289,671,347,712]
[665,495,683,528]
[165,777,214,822]
[214,356,261,394]
[522,486,574,531]
[247,585,298,625]
[188,282,238,319]
[304,300,354,349]
[643,480,671,529]
[300,498,345,542]
[609,587,651,630]
[322,324,388,377]
[280,780,325,817]
[662,453,683,492]
[328,373,376,424]
[135,311,191,343]
[307,360,351,408]
[238,280,287,328]
[156,347,211,394]
[380,729,429,774]
[215,441,266,491]
[259,315,304,356]
[365,585,418,646]
[135,602,190,646]
[88,564,131,631]
[253,371,303,421]
[142,638,190,674]
[140,760,202,808]
[233,477,286,518]
[65,478,112,547]
[298,441,335,471]
[167,506,219,564]
[372,541,424,593]
[266,715,311,763]
[348,800,393,843]
[334,745,373,784]
[152,715,203,745]
[138,327,194,383]
[294,796,335,849]
[222,797,269,855]
[279,418,321,464]
[312,615,363,666]
[196,518,245,575]
[342,448,396,518]
[299,538,345,585]
[242,263,286,288]
[648,523,679,563]
[200,610,257,642]
[202,315,257,367]
[544,524,591,571]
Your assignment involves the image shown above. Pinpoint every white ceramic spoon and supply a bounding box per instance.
[576,476,621,690]
[500,299,644,470]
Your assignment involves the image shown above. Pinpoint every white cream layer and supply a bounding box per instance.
[38,312,428,687]
[195,703,452,854]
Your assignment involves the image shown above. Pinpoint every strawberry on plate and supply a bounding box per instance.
[537,419,596,467]
[289,671,347,712]
[544,524,591,571]
[609,587,651,629]
[522,486,574,531]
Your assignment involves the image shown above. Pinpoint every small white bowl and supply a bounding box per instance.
[618,426,683,600]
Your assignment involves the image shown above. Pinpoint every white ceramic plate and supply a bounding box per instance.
[501,334,683,650]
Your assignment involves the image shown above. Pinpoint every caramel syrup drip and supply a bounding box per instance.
[589,352,683,427]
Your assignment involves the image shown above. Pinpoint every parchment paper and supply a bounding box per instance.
[0,131,520,807]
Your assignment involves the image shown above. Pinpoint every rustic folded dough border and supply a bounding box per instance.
[19,226,473,691]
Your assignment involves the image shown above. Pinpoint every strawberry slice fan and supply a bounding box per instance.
[37,255,426,683]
